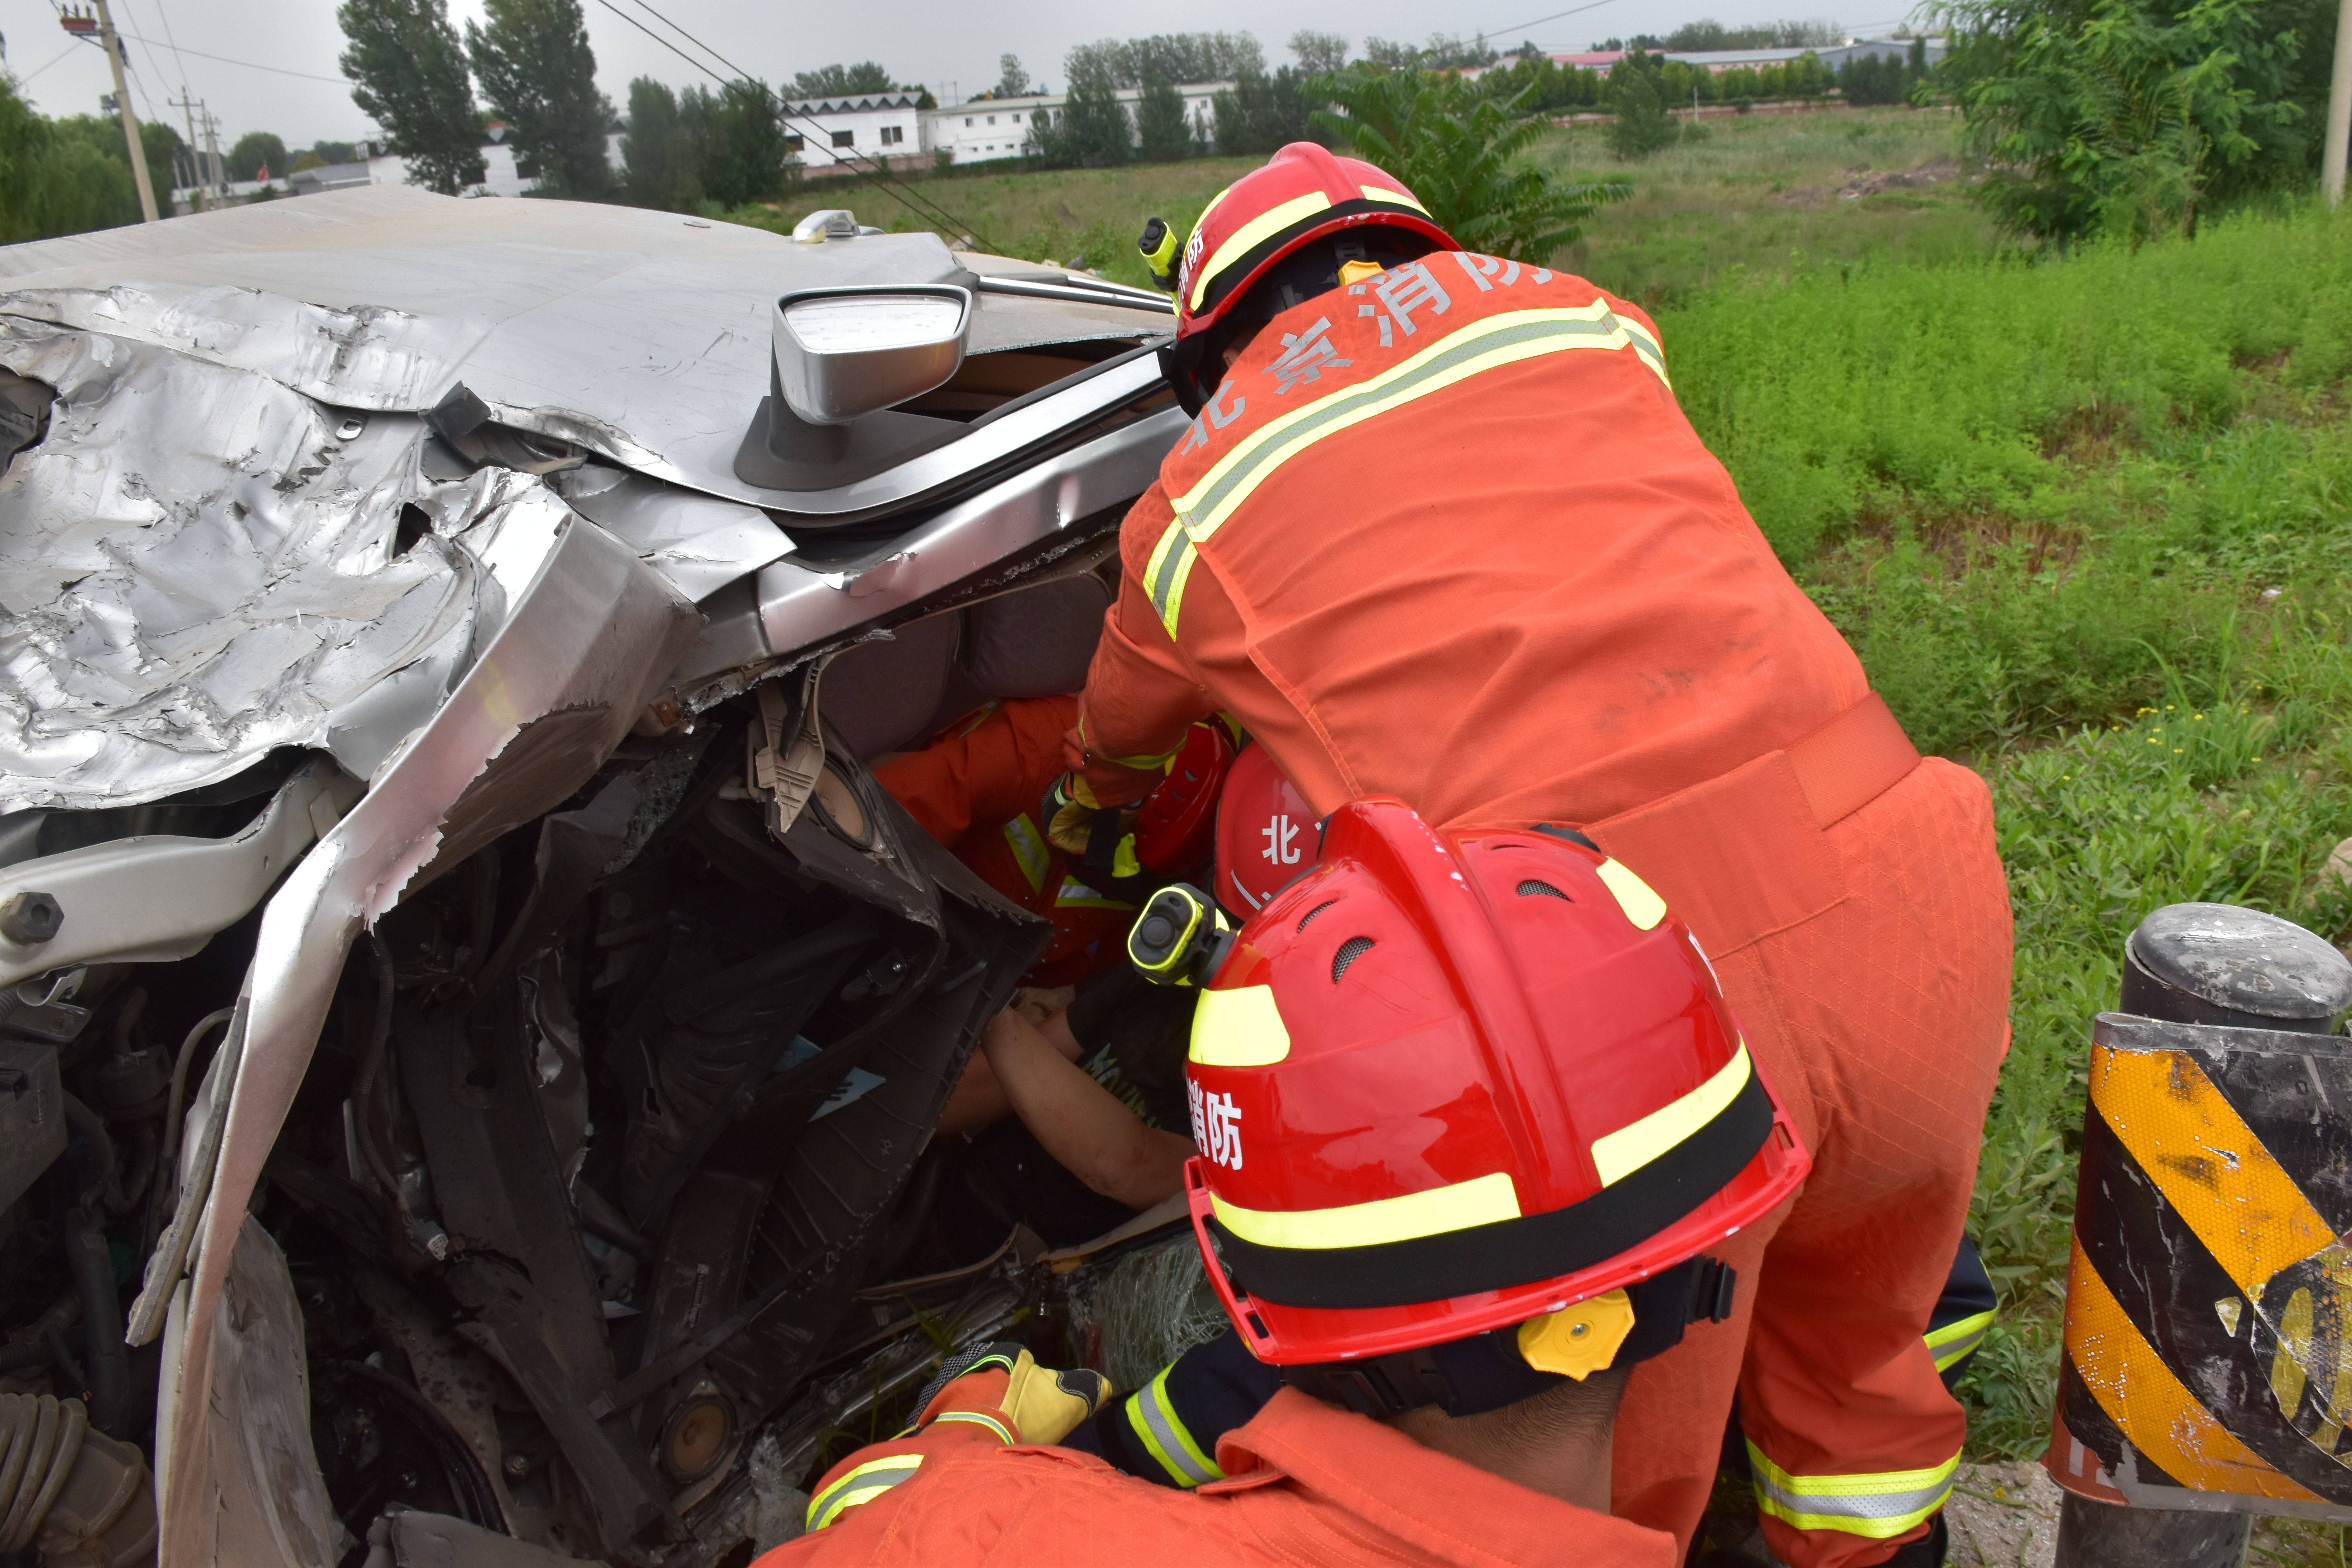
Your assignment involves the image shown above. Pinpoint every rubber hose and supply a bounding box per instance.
[58,1094,119,1214]
[60,1209,131,1438]
[0,1392,89,1552]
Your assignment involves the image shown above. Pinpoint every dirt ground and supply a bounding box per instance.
[1944,1460,2062,1568]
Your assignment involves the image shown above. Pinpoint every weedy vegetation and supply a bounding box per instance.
[1667,199,2352,1461]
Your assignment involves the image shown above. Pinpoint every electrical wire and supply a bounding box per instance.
[613,0,990,248]
[586,0,999,251]
[1479,0,1627,45]
[17,42,78,83]
[106,31,345,84]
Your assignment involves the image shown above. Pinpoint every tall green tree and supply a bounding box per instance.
[621,76,700,209]
[1289,29,1350,72]
[1212,64,1319,152]
[227,131,287,181]
[1136,78,1192,160]
[1937,0,2330,242]
[993,54,1031,96]
[0,79,140,240]
[1604,51,1680,157]
[793,63,896,98]
[695,79,793,206]
[337,0,485,194]
[1038,53,1132,165]
[466,0,613,196]
[1309,66,1628,257]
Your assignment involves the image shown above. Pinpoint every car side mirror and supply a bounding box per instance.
[773,285,971,428]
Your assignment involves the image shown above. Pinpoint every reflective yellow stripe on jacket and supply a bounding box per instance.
[1124,1363,1224,1488]
[1146,301,1669,640]
[806,1453,925,1532]
[1746,1441,1958,1540]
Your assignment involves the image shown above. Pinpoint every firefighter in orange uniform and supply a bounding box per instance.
[1053,144,2013,1568]
[762,801,1809,1568]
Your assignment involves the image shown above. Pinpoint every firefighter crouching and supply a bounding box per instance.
[759,800,1809,1566]
[1056,143,2013,1566]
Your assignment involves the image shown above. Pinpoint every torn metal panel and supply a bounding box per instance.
[0,190,1165,518]
[0,317,595,813]
[755,401,1181,660]
[155,1216,349,1568]
[556,467,794,603]
[154,516,697,1568]
[0,321,468,813]
[363,1505,602,1568]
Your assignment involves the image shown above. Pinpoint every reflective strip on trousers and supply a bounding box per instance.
[1746,1441,1957,1539]
[806,1453,925,1532]
[1171,303,1674,546]
[1926,1308,1994,1373]
[1001,814,1049,895]
[1126,1363,1224,1488]
[1055,878,1134,911]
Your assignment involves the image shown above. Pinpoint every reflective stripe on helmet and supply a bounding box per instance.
[1124,1363,1225,1488]
[1189,191,1335,312]
[1189,983,1293,1067]
[806,1453,925,1532]
[1592,1044,1753,1187]
[1359,184,1429,214]
[1145,517,1201,639]
[1925,1307,1995,1373]
[1593,858,1667,929]
[1202,1062,1777,1309]
[1211,1170,1522,1250]
[1172,303,1671,544]
[1746,1442,1958,1540]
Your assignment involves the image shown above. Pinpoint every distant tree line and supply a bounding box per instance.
[337,0,925,207]
[0,76,194,240]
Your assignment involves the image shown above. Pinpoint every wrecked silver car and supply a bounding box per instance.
[0,186,1202,1566]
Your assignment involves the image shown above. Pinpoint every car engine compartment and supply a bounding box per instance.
[0,679,1207,1566]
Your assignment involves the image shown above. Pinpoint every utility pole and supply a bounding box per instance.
[170,88,201,211]
[2325,0,2352,204]
[82,0,158,222]
[201,103,223,199]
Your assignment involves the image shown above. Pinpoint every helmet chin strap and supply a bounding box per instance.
[1277,1258,1736,1419]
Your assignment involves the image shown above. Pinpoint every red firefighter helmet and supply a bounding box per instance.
[1181,799,1808,1364]
[1214,744,1319,915]
[1131,720,1238,878]
[1163,143,1458,411]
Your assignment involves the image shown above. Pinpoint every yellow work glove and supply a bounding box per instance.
[910,1342,1113,1446]
[1043,772,1112,857]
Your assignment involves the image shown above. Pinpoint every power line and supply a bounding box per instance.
[18,41,78,82]
[587,0,998,251]
[601,0,988,246]
[107,31,347,84]
[1480,0,1626,44]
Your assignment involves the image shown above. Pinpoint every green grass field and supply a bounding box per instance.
[733,119,2352,1551]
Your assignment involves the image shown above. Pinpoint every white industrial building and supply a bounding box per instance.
[921,83,1226,166]
[779,92,926,169]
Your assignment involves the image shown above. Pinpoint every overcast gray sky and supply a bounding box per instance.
[5,0,1918,154]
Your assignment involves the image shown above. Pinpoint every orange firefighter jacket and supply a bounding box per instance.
[875,697,1135,986]
[1068,253,1870,833]
[761,1387,1674,1567]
